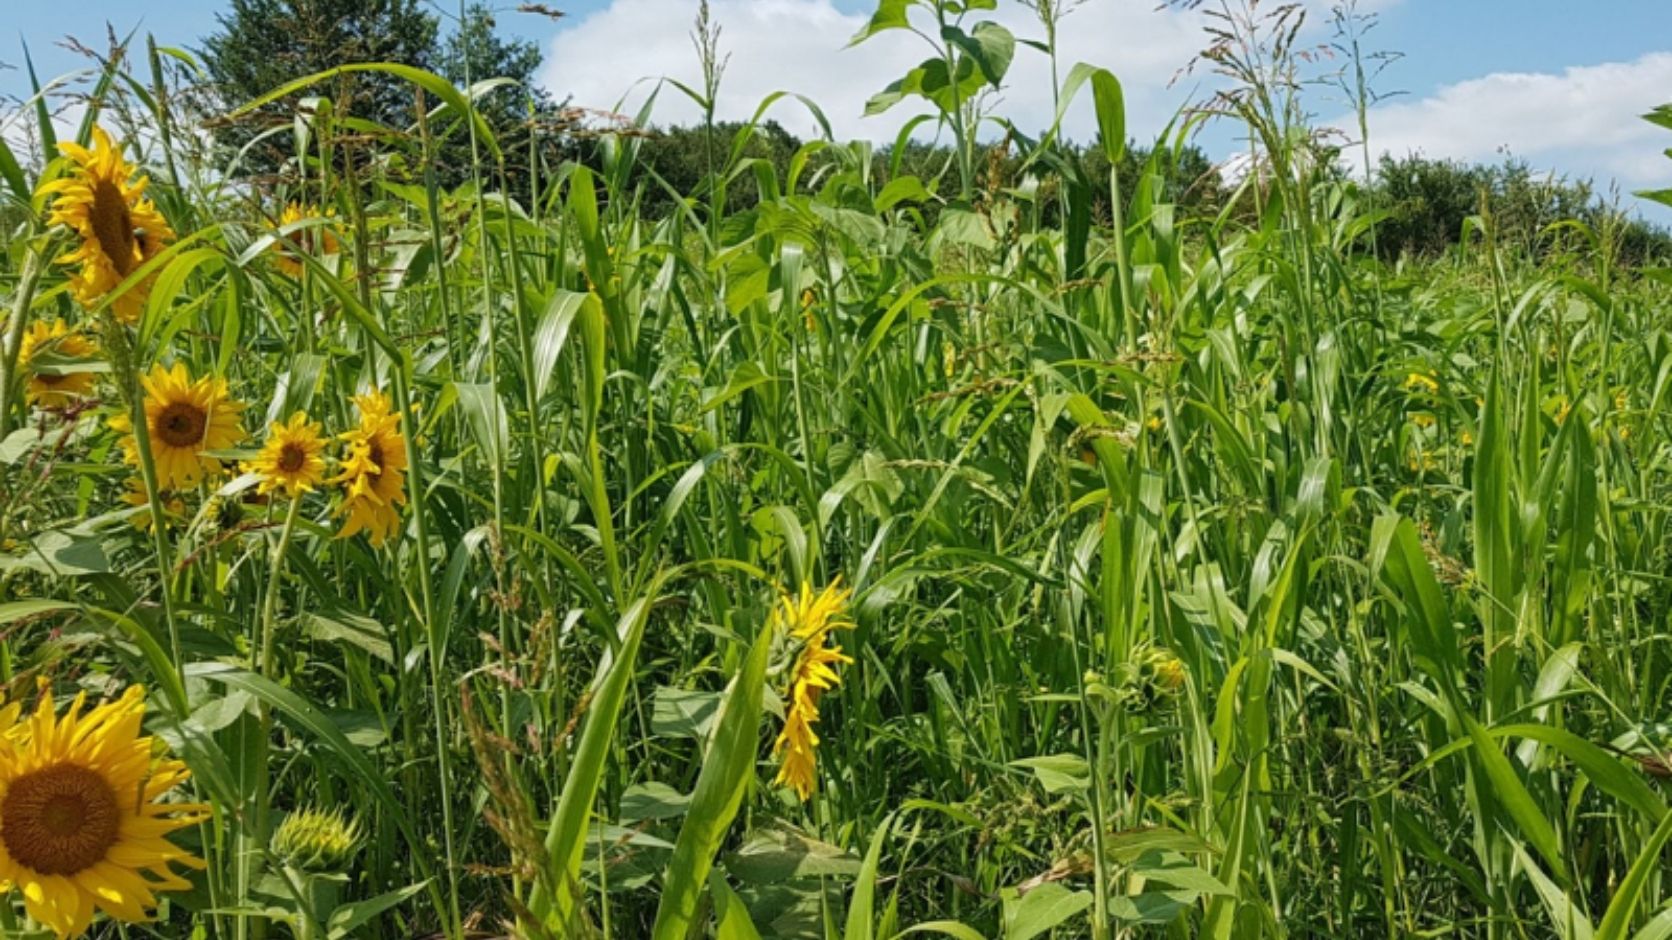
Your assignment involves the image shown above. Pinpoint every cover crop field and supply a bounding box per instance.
[1,1,1670,937]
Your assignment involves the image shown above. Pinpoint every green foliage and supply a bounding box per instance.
[1373,152,1672,263]
[200,0,440,170]
[4,18,1672,940]
[435,2,568,193]
[201,0,564,191]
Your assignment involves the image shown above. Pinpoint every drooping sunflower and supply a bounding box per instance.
[0,685,209,938]
[243,411,328,497]
[771,580,855,802]
[36,127,176,324]
[270,202,340,278]
[330,390,408,546]
[19,319,99,407]
[110,362,245,490]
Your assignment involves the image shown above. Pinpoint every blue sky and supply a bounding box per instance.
[5,1,1670,220]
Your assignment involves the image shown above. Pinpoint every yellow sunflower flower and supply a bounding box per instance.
[243,412,328,497]
[771,580,855,802]
[118,478,186,532]
[109,362,246,490]
[330,390,408,546]
[1404,372,1439,394]
[0,685,209,938]
[270,202,340,278]
[36,127,175,324]
[19,319,98,408]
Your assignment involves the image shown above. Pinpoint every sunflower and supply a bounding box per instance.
[1403,372,1439,394]
[272,807,362,873]
[36,127,175,324]
[110,362,245,490]
[330,390,408,546]
[19,320,98,408]
[771,581,854,801]
[270,202,340,278]
[0,685,209,938]
[118,478,186,532]
[243,412,328,497]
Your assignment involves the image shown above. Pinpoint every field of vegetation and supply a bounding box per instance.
[2,0,1671,937]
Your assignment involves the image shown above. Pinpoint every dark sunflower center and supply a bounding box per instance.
[156,402,208,448]
[36,372,66,387]
[367,440,385,472]
[0,762,122,876]
[90,179,138,276]
[277,442,308,473]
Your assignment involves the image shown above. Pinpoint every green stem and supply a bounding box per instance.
[0,241,49,441]
[248,492,303,940]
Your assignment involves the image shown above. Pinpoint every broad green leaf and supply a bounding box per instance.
[850,0,918,45]
[1091,68,1126,164]
[529,588,661,928]
[651,614,775,940]
[1002,882,1093,940]
[1010,754,1091,794]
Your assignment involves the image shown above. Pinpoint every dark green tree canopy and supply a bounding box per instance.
[200,0,563,190]
[201,0,440,172]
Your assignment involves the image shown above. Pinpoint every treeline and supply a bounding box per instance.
[1369,153,1671,264]
[620,121,1672,266]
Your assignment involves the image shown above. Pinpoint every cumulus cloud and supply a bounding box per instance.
[536,1,1670,218]
[536,0,1219,145]
[1353,52,1672,200]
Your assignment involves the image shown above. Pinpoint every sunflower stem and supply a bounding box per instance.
[243,490,301,940]
[0,236,49,442]
[100,315,186,699]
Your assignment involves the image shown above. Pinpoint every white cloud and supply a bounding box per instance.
[535,2,1671,220]
[535,0,1219,145]
[1352,52,1672,201]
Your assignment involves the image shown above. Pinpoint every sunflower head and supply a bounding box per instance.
[19,319,99,408]
[774,579,854,642]
[270,202,341,278]
[243,411,328,498]
[0,684,208,938]
[1142,646,1188,698]
[36,127,175,324]
[1403,372,1439,394]
[272,806,362,873]
[119,478,187,533]
[329,389,408,546]
[110,362,245,491]
[770,580,855,802]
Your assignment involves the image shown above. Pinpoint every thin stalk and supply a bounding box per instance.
[0,243,49,440]
[249,492,303,940]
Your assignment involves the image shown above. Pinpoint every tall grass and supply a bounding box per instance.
[1,2,1670,938]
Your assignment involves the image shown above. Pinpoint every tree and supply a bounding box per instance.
[435,3,570,195]
[200,0,440,175]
